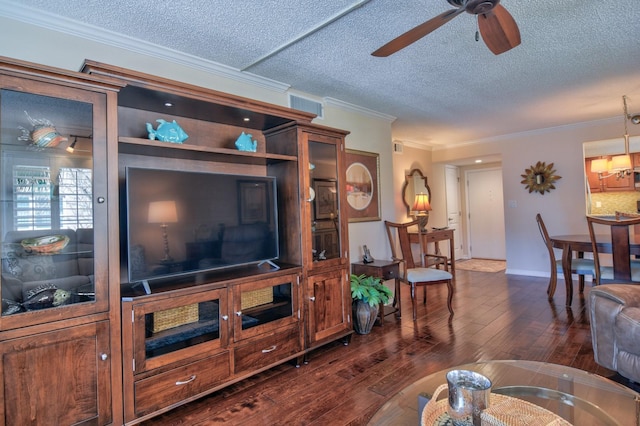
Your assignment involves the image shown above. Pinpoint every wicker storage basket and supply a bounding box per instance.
[152,304,199,333]
[241,287,273,310]
[422,384,572,426]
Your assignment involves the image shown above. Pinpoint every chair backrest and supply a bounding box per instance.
[535,213,556,262]
[384,219,422,269]
[586,215,640,283]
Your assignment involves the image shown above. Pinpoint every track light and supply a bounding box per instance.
[631,115,640,125]
[66,136,78,153]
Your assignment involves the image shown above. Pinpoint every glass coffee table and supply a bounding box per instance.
[368,360,640,425]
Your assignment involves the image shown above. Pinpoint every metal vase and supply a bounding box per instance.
[446,369,492,426]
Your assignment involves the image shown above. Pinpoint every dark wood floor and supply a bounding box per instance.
[141,268,631,426]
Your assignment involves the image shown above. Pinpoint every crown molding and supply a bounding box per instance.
[431,115,624,151]
[324,97,396,122]
[393,139,434,150]
[0,1,291,93]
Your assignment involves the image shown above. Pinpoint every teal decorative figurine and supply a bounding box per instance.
[235,132,257,152]
[146,119,188,143]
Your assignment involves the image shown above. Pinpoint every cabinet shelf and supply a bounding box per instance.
[119,137,298,165]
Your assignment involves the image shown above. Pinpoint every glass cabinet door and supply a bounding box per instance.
[308,139,342,264]
[132,288,228,372]
[233,273,299,341]
[0,77,108,328]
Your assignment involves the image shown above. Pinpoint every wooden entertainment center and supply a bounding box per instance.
[0,57,352,425]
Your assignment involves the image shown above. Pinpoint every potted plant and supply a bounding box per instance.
[350,273,393,334]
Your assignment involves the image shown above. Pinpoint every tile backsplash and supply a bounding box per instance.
[590,191,640,215]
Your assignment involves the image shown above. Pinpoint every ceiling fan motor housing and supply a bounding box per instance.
[447,0,501,15]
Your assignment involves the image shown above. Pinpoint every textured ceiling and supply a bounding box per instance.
[4,0,640,148]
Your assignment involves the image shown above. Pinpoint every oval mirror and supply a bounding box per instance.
[402,169,431,217]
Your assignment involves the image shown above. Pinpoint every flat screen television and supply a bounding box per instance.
[124,167,279,284]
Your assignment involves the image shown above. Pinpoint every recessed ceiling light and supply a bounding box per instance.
[164,102,173,107]
[243,117,250,122]
[475,159,483,163]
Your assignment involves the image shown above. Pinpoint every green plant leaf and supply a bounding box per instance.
[350,273,392,305]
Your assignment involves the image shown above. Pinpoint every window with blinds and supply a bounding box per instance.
[58,167,92,229]
[13,165,92,231]
[13,165,52,230]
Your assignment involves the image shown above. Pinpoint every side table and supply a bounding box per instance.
[351,260,401,326]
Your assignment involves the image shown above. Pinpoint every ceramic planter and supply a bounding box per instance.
[353,300,379,335]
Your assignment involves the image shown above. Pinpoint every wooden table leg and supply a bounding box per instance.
[577,251,586,293]
[561,245,574,306]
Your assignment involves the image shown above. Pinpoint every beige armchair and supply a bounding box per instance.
[589,284,640,383]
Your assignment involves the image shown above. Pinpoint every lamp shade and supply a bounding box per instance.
[148,200,178,224]
[610,154,632,171]
[412,193,432,213]
[590,158,609,174]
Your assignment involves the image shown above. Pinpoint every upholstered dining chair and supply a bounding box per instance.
[536,213,595,298]
[384,220,454,320]
[586,215,640,285]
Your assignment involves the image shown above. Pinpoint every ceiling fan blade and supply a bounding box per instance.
[478,4,521,55]
[372,8,466,57]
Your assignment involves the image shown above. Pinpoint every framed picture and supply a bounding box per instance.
[313,179,338,220]
[345,149,381,222]
[238,180,268,224]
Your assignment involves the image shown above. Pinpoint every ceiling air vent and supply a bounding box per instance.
[289,94,323,119]
[393,141,404,154]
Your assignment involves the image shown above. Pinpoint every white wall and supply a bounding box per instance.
[321,104,395,262]
[433,119,639,276]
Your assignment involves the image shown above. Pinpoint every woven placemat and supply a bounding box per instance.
[421,384,572,426]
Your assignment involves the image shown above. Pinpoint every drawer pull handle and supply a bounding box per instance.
[236,311,242,317]
[262,345,277,353]
[175,375,196,385]
[309,296,316,302]
[221,315,229,321]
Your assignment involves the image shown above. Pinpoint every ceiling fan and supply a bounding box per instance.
[372,0,521,57]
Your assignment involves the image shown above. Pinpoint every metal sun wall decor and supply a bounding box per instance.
[521,161,561,195]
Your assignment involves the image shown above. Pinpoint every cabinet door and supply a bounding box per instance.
[129,288,229,373]
[306,269,351,345]
[0,76,109,330]
[585,159,603,192]
[0,321,111,425]
[603,173,634,191]
[303,132,348,271]
[232,273,300,342]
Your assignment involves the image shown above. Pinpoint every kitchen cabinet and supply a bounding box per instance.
[585,156,634,192]
[585,158,604,192]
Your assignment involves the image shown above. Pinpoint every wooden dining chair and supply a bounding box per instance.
[536,213,595,299]
[587,215,640,285]
[384,220,454,320]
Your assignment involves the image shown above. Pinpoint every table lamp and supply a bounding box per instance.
[148,200,178,263]
[412,192,431,232]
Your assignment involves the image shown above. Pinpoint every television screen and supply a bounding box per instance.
[124,167,279,283]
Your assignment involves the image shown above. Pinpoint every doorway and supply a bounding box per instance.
[465,167,506,260]
[445,165,463,260]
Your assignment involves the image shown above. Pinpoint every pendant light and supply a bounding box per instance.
[592,95,633,180]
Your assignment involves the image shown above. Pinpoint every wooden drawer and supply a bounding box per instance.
[233,326,301,374]
[134,351,230,417]
[424,229,453,243]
